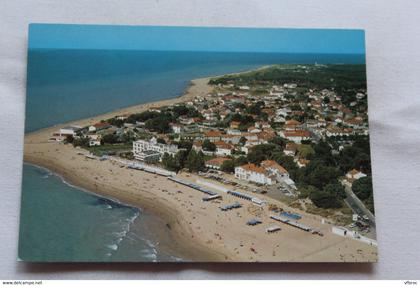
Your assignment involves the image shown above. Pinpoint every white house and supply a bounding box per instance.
[205,157,231,170]
[260,160,289,180]
[284,120,302,131]
[274,116,286,123]
[87,134,101,147]
[247,126,261,133]
[356,92,366,100]
[255,121,271,129]
[214,141,234,156]
[325,125,352,137]
[203,130,222,142]
[276,107,291,117]
[284,83,297,89]
[234,163,274,185]
[234,160,293,186]
[221,134,241,145]
[280,130,311,144]
[88,122,111,133]
[170,123,182,134]
[227,128,242,135]
[283,142,297,156]
[59,125,82,137]
[346,169,367,183]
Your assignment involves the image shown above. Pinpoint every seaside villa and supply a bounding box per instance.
[133,137,178,161]
[235,163,274,185]
[234,160,294,186]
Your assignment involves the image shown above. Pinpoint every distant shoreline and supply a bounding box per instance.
[23,76,227,262]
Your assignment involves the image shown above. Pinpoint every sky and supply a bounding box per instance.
[28,24,365,54]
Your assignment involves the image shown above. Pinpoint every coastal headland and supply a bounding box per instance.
[23,73,378,262]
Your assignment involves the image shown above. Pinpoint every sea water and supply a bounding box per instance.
[19,164,181,261]
[20,49,364,261]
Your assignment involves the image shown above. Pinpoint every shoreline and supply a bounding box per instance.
[23,76,231,262]
[23,75,378,262]
[23,153,229,262]
[23,162,211,262]
[25,76,212,139]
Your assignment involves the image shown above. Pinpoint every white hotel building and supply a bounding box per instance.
[133,137,178,161]
[234,160,296,188]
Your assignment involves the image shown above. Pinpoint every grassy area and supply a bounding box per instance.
[305,203,354,226]
[87,143,132,156]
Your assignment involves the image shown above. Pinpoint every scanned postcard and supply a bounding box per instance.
[20,24,376,262]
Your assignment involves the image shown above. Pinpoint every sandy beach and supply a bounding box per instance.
[23,77,378,262]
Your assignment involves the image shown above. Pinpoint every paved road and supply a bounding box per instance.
[343,184,376,228]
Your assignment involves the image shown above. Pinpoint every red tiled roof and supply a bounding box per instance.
[348,169,360,176]
[93,122,111,128]
[204,130,222,137]
[206,157,231,167]
[285,119,301,126]
[298,158,310,166]
[285,142,297,151]
[214,140,234,149]
[261,160,288,174]
[283,130,311,138]
[193,141,203,147]
[257,131,276,140]
[238,163,266,174]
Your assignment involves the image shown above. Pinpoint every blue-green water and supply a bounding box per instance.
[19,164,182,262]
[21,49,364,261]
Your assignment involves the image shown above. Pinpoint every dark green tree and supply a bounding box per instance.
[352,176,373,201]
[202,139,216,152]
[234,156,248,166]
[271,152,298,173]
[64,135,74,144]
[73,136,90,147]
[101,134,119,144]
[306,163,341,189]
[220,160,235,173]
[323,182,346,199]
[310,190,342,209]
[156,138,166,144]
[185,150,205,172]
[269,136,287,149]
[247,144,278,165]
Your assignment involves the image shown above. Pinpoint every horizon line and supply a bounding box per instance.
[28,47,366,56]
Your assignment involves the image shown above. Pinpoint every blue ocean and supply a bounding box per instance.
[20,49,364,261]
